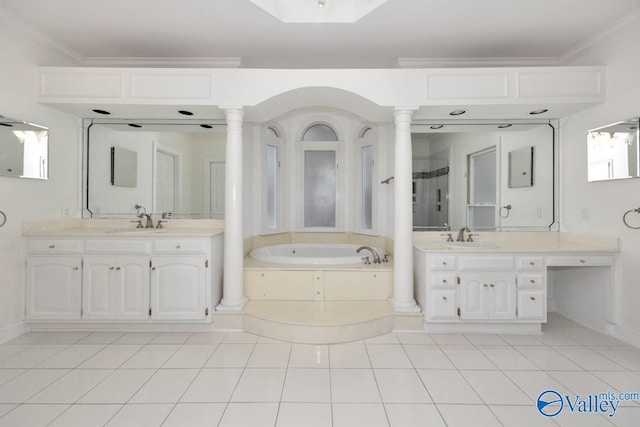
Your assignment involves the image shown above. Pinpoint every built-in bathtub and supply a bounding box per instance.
[245,243,392,302]
[249,243,385,265]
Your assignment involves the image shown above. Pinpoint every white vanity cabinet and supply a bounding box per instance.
[24,233,223,324]
[82,255,150,320]
[25,239,83,320]
[150,255,208,320]
[459,273,516,320]
[26,256,82,320]
[415,251,543,332]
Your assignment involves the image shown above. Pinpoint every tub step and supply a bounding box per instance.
[243,300,394,344]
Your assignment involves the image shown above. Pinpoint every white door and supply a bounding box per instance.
[155,150,177,215]
[210,161,225,218]
[26,256,82,320]
[150,255,207,320]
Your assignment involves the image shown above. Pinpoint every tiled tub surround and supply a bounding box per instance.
[0,314,638,427]
[414,232,619,335]
[21,219,224,328]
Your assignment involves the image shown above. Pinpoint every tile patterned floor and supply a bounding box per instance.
[0,314,638,426]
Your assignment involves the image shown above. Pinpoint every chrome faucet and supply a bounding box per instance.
[456,227,470,242]
[139,213,155,229]
[356,246,381,264]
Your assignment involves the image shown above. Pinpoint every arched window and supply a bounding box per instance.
[360,127,374,138]
[265,126,279,138]
[302,123,338,141]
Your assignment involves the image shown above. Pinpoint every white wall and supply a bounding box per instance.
[562,14,640,337]
[0,20,81,332]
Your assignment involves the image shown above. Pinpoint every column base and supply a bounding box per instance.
[216,297,248,312]
[390,298,421,313]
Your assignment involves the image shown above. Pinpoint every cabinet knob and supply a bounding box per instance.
[490,284,495,288]
[73,267,79,271]
[116,267,121,271]
[580,259,586,264]
[176,245,181,249]
[442,261,447,266]
[442,296,447,301]
[530,279,535,284]
[49,244,55,249]
[483,284,488,288]
[109,266,114,270]
[442,279,447,283]
[530,296,536,301]
[151,267,156,270]
[529,261,535,266]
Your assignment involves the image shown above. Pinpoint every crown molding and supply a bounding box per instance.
[397,57,559,68]
[83,57,242,68]
[559,7,640,64]
[0,5,84,65]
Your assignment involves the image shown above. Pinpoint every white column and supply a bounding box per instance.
[392,108,420,312]
[218,108,247,311]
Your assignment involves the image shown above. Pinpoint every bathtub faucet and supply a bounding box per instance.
[356,246,381,264]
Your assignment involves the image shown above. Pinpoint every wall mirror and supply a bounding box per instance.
[0,115,48,180]
[86,121,226,218]
[412,122,555,231]
[587,118,639,182]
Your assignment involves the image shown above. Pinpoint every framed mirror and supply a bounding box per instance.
[587,118,639,182]
[86,121,226,218]
[0,115,48,180]
[412,122,555,231]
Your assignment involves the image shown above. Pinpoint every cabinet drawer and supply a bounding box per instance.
[430,256,456,270]
[517,272,544,288]
[85,240,150,254]
[26,239,83,254]
[430,272,457,287]
[546,255,614,267]
[517,256,544,270]
[153,239,206,253]
[430,289,458,319]
[517,290,545,320]
[458,256,514,270]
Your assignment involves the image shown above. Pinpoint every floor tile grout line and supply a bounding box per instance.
[273,343,294,427]
[155,340,224,427]
[214,338,258,427]
[363,341,391,426]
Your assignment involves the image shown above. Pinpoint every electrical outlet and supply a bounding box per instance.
[62,207,71,218]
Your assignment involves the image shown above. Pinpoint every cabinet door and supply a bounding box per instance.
[150,255,207,320]
[488,274,516,320]
[517,290,545,320]
[83,256,149,320]
[459,275,488,320]
[430,289,458,319]
[83,258,113,319]
[116,258,150,320]
[26,256,82,320]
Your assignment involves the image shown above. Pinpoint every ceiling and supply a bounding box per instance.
[1,0,639,68]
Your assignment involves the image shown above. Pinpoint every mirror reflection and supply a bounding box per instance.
[0,115,48,180]
[587,118,639,182]
[412,123,554,231]
[87,122,226,218]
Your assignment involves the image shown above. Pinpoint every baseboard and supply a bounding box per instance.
[610,323,640,348]
[0,321,29,344]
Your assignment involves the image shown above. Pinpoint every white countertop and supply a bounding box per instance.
[413,231,619,254]
[22,219,225,238]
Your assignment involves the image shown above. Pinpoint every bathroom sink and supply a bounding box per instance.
[107,228,166,234]
[442,241,499,249]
